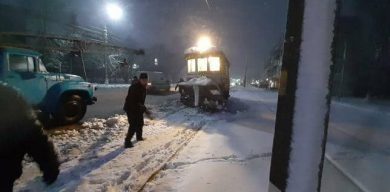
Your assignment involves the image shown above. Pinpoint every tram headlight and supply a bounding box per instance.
[196,36,213,52]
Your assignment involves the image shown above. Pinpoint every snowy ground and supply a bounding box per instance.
[13,86,277,192]
[142,87,277,192]
[13,86,388,192]
[15,95,215,191]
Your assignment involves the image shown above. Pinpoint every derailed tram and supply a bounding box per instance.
[178,47,230,110]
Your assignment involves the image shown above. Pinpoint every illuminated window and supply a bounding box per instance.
[197,58,208,72]
[187,59,196,73]
[209,57,220,71]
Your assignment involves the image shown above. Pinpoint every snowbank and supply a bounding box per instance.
[96,84,130,89]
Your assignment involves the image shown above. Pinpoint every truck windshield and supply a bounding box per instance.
[38,58,48,73]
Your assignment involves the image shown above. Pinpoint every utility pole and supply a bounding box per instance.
[269,0,337,191]
[104,24,109,84]
[339,41,347,98]
[243,55,248,87]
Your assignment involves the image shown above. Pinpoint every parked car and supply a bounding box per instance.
[0,47,97,125]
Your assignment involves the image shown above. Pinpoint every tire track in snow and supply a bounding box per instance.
[136,115,212,192]
[76,108,213,192]
[163,152,273,170]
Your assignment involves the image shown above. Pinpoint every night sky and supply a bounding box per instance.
[1,0,288,79]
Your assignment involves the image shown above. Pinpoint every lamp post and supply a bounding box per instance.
[104,2,123,84]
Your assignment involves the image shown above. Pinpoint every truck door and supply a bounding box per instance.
[4,53,47,106]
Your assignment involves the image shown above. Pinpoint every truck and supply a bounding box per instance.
[0,47,97,125]
[178,47,230,110]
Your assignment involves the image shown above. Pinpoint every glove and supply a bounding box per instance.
[43,168,59,185]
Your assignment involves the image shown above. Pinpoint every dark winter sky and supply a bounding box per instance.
[1,0,288,79]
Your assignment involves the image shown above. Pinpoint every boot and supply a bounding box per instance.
[137,137,145,142]
[124,140,134,148]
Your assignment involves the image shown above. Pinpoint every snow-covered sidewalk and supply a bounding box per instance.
[14,96,215,191]
[13,87,278,192]
[143,87,277,192]
[15,85,388,192]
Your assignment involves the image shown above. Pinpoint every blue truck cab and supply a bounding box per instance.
[0,47,97,124]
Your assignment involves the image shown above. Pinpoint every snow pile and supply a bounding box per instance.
[96,84,130,89]
[178,76,213,86]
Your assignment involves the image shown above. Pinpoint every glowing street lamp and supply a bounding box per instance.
[154,58,158,66]
[106,3,123,21]
[196,36,213,52]
[103,2,123,84]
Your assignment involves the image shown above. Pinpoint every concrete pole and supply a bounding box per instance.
[269,0,337,191]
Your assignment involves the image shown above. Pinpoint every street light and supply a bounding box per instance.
[154,58,158,66]
[106,3,123,21]
[103,2,123,84]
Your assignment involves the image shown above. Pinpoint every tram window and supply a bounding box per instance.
[187,59,196,73]
[208,57,220,72]
[197,58,207,72]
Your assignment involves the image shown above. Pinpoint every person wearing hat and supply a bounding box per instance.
[123,73,152,148]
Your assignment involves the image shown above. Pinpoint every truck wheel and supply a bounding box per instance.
[58,94,86,124]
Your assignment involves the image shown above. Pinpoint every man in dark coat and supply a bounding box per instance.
[0,83,60,191]
[123,73,151,148]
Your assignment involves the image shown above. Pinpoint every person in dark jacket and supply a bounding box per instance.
[0,83,60,192]
[123,73,151,148]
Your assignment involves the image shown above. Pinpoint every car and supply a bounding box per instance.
[137,71,171,93]
[0,47,97,125]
